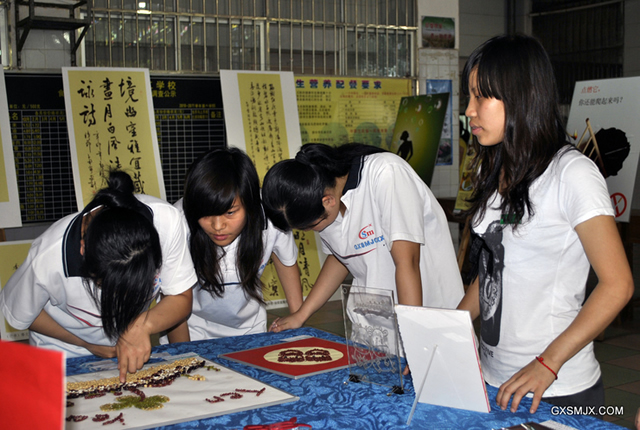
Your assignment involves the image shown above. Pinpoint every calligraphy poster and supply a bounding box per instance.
[220,70,302,179]
[566,77,640,222]
[0,69,22,228]
[62,68,165,209]
[262,229,324,307]
[295,76,412,150]
[220,71,322,306]
[0,240,32,341]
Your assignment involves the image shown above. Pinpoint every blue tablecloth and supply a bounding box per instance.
[66,328,624,430]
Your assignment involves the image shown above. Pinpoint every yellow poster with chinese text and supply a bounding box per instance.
[0,241,32,341]
[220,71,321,306]
[62,68,165,209]
[262,230,324,308]
[236,73,291,180]
[0,68,22,228]
[220,70,302,175]
[295,77,412,149]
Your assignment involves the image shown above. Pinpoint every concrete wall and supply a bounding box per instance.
[458,0,505,60]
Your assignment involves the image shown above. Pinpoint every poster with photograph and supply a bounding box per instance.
[421,16,455,49]
[294,76,412,150]
[566,77,640,222]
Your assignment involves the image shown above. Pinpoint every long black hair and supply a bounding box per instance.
[81,171,162,341]
[182,147,265,303]
[461,34,569,226]
[262,143,386,231]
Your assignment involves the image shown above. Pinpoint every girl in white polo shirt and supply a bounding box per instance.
[0,171,197,382]
[261,143,464,335]
[165,148,303,342]
[457,34,633,414]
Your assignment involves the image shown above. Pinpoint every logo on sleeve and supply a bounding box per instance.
[355,224,385,250]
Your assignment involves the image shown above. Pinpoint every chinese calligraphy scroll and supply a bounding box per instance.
[62,68,165,209]
[0,69,22,228]
[220,71,322,306]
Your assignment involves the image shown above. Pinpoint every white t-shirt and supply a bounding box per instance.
[319,152,464,309]
[171,199,298,341]
[0,194,197,358]
[473,149,613,397]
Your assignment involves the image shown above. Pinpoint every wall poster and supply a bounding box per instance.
[389,94,449,186]
[0,69,22,228]
[220,71,323,307]
[426,79,454,166]
[295,76,412,150]
[566,77,640,222]
[62,67,165,209]
[421,16,455,49]
[0,240,32,341]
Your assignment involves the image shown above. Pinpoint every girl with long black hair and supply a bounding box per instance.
[0,171,196,382]
[457,34,633,414]
[165,147,302,342]
[261,143,464,334]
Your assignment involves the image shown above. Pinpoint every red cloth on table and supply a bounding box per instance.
[0,340,65,430]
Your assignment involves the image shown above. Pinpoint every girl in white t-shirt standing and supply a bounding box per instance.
[166,148,303,342]
[261,143,464,338]
[457,34,633,414]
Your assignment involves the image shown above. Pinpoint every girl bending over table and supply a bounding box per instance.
[165,147,303,342]
[261,143,464,337]
[0,171,196,382]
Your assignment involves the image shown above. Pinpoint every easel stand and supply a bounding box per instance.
[395,305,491,414]
[577,118,608,176]
[406,344,438,425]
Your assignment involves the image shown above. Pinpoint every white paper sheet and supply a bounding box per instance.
[395,305,490,413]
[65,356,298,429]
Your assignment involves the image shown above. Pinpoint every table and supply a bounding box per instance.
[66,328,624,430]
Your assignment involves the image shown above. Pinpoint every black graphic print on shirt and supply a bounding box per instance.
[478,220,505,347]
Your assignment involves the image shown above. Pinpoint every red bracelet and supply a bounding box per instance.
[535,356,558,380]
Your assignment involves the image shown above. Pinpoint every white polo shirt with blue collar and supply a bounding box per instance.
[0,194,197,358]
[165,199,298,341]
[319,152,464,310]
